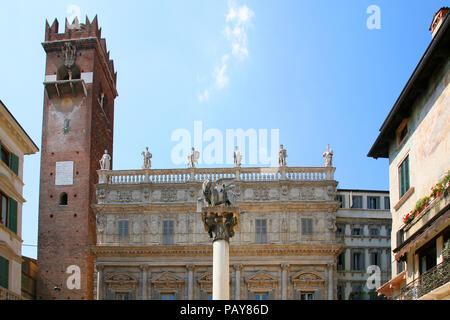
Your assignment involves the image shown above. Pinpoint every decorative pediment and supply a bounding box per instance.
[245,271,277,283]
[197,272,213,284]
[104,273,138,292]
[197,272,213,292]
[291,271,325,289]
[105,273,137,284]
[245,271,277,292]
[152,271,184,284]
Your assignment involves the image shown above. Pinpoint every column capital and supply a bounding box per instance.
[139,264,149,271]
[95,263,105,272]
[281,263,290,270]
[201,207,240,242]
[186,264,195,271]
[233,263,243,271]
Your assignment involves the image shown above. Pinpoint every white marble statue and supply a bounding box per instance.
[99,150,111,170]
[187,147,200,168]
[323,144,333,167]
[142,147,152,169]
[278,144,287,167]
[233,146,242,168]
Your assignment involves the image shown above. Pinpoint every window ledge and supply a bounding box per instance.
[394,187,415,211]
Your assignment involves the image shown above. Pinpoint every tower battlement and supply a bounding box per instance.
[44,15,117,88]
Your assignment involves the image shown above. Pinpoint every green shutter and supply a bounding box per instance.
[0,256,9,289]
[10,153,19,175]
[8,198,18,234]
[405,157,410,191]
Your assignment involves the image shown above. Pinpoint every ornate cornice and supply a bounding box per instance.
[90,243,343,258]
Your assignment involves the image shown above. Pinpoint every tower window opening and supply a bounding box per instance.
[59,193,68,206]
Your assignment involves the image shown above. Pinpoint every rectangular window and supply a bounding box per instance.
[336,224,344,236]
[367,196,380,209]
[369,227,379,236]
[161,293,175,300]
[398,156,410,198]
[0,256,9,289]
[118,220,129,237]
[0,141,19,176]
[335,195,345,208]
[352,252,363,271]
[384,197,390,210]
[0,194,17,234]
[1,142,10,167]
[370,251,380,267]
[337,252,345,271]
[162,220,175,245]
[115,292,131,300]
[254,292,268,300]
[396,229,404,247]
[1,194,8,226]
[301,218,313,235]
[351,196,363,209]
[351,227,361,236]
[255,219,267,244]
[300,292,314,300]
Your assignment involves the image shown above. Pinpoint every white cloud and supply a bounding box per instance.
[198,2,254,103]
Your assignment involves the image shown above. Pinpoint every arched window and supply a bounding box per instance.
[57,65,81,81]
[59,192,68,206]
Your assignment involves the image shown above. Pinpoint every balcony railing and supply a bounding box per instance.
[0,286,22,300]
[399,258,449,300]
[97,166,335,185]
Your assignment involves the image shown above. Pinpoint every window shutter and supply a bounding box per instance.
[10,153,19,175]
[268,290,275,300]
[0,256,9,289]
[8,198,18,234]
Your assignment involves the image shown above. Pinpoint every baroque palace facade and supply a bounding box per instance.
[36,16,391,300]
[92,165,391,300]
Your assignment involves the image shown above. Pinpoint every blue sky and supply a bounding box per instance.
[0,0,447,258]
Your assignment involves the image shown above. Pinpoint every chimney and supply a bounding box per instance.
[430,7,449,38]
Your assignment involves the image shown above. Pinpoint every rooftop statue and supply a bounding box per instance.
[141,146,152,169]
[278,144,287,167]
[187,147,200,168]
[323,144,333,167]
[99,149,111,170]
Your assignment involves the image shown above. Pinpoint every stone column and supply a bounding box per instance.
[213,240,230,300]
[345,249,351,271]
[345,281,352,300]
[140,264,148,300]
[327,263,334,300]
[364,249,370,271]
[381,249,387,271]
[95,264,104,300]
[202,207,239,300]
[281,264,290,300]
[233,264,243,300]
[187,264,195,300]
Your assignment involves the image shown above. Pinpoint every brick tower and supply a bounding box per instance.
[37,16,117,299]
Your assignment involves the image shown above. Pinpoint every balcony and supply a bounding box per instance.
[399,258,450,300]
[97,166,336,185]
[0,286,22,300]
